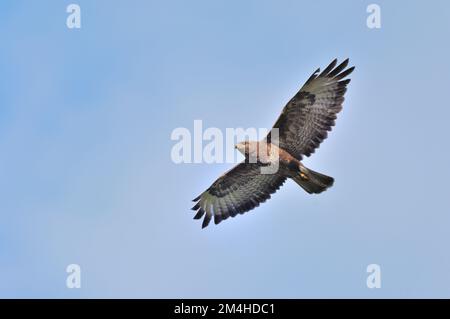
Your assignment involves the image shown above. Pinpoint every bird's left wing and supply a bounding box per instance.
[192,162,286,228]
[267,58,354,160]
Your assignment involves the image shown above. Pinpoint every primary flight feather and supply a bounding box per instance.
[192,59,355,228]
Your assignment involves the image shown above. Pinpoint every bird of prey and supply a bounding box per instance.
[192,59,354,228]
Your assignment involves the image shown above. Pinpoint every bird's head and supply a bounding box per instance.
[235,141,247,155]
[235,141,258,156]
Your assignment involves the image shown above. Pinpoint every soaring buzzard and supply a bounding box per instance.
[192,59,354,228]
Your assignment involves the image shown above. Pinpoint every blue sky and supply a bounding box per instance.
[1,0,450,298]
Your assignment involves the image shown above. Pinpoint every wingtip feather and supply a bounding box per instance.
[202,211,212,228]
[193,208,205,219]
[319,58,337,77]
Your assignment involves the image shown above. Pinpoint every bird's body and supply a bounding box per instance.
[236,140,309,184]
[192,59,355,228]
[237,140,335,197]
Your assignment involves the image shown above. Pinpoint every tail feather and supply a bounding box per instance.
[292,167,334,194]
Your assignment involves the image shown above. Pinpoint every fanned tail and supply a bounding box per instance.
[291,167,334,194]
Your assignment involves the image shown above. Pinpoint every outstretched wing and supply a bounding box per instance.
[192,162,286,228]
[267,58,354,160]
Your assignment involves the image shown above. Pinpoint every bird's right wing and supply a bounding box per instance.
[192,162,286,228]
[267,59,354,160]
